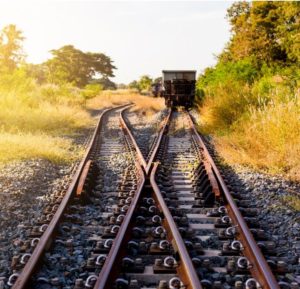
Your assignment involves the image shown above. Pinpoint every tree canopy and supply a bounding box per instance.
[45,45,116,87]
[220,1,300,64]
[128,75,153,92]
[0,24,24,72]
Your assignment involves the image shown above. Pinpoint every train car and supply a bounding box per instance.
[162,70,196,109]
[151,82,163,97]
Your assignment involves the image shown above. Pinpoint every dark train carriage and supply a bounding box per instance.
[151,82,163,97]
[162,70,196,109]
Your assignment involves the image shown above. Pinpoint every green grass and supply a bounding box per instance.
[0,71,165,165]
[0,70,92,164]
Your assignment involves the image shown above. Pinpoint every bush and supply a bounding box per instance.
[216,97,300,179]
[199,81,256,133]
[81,83,103,99]
[0,69,92,165]
[197,58,259,90]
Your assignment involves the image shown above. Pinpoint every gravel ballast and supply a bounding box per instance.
[124,108,168,160]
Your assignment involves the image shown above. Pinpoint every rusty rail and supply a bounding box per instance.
[187,112,279,289]
[12,104,131,289]
[119,107,171,175]
[93,164,202,289]
[145,109,171,175]
[150,162,203,289]
[95,109,203,289]
[119,106,148,171]
[93,164,145,289]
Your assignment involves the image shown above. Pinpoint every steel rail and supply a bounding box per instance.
[12,104,131,289]
[93,164,202,289]
[187,112,280,289]
[93,164,145,289]
[94,109,202,289]
[150,162,203,289]
[145,109,171,175]
[119,107,171,175]
[119,106,148,171]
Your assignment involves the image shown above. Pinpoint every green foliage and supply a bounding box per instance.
[0,24,24,72]
[197,58,258,89]
[45,45,116,87]
[81,83,103,99]
[223,1,300,64]
[0,24,118,165]
[128,80,139,90]
[197,1,300,179]
[128,75,153,92]
[139,75,152,92]
[24,63,47,84]
[95,77,117,90]
[199,81,256,133]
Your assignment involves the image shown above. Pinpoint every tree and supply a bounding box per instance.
[45,45,116,87]
[128,80,139,90]
[276,2,300,62]
[222,1,300,65]
[91,77,116,90]
[0,24,25,71]
[138,75,152,91]
[24,63,47,84]
[87,52,115,78]
[154,76,162,83]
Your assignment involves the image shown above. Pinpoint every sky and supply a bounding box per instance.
[0,1,233,84]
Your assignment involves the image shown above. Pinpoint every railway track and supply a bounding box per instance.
[9,105,146,289]
[6,106,299,289]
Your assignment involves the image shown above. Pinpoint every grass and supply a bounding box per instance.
[281,195,300,211]
[0,71,94,164]
[0,73,165,165]
[87,89,165,115]
[0,132,79,163]
[200,95,300,181]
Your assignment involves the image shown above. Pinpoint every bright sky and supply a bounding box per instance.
[0,1,233,84]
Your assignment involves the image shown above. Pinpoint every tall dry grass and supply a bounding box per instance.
[0,76,165,165]
[0,72,92,164]
[213,97,300,180]
[0,132,79,163]
[87,89,165,115]
[198,70,300,181]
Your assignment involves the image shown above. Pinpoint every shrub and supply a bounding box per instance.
[215,97,300,180]
[81,83,103,99]
[199,81,256,133]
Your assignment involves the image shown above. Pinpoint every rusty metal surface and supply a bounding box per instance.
[119,107,171,175]
[119,106,148,171]
[202,159,221,199]
[94,164,202,289]
[150,162,203,289]
[12,104,130,289]
[145,109,171,175]
[93,165,145,289]
[95,109,202,289]
[76,160,92,196]
[187,112,280,289]
[12,105,280,289]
